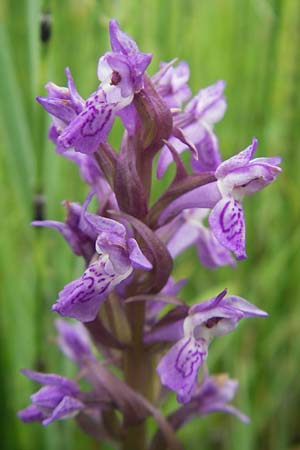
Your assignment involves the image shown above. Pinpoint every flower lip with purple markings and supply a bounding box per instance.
[157,289,267,403]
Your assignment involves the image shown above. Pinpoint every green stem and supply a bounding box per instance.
[121,302,154,450]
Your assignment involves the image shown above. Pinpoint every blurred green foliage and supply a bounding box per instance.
[0,0,299,449]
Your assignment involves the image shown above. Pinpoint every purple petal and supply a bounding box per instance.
[209,197,246,260]
[83,212,126,239]
[167,221,200,258]
[128,238,153,270]
[157,337,207,403]
[21,369,79,390]
[109,19,139,55]
[189,289,228,315]
[187,290,266,332]
[95,233,132,274]
[156,61,192,108]
[223,296,268,317]
[42,396,84,426]
[131,51,152,76]
[226,162,282,197]
[199,375,239,403]
[186,80,226,123]
[190,128,221,172]
[36,96,77,124]
[45,82,69,99]
[216,138,258,179]
[17,405,45,423]
[49,123,61,145]
[108,20,152,93]
[192,375,250,423]
[65,67,85,113]
[31,385,71,409]
[250,156,281,166]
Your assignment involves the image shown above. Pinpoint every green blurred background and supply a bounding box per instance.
[0,0,299,449]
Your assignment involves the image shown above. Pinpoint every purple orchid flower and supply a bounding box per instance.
[56,20,152,153]
[188,374,249,422]
[53,214,152,322]
[157,80,226,178]
[18,369,84,426]
[158,138,281,260]
[150,373,248,448]
[37,68,85,153]
[164,373,249,433]
[154,61,192,109]
[209,137,282,259]
[157,289,267,403]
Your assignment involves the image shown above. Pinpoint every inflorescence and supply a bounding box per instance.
[18,19,281,450]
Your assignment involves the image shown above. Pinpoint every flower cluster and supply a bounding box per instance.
[19,19,281,449]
